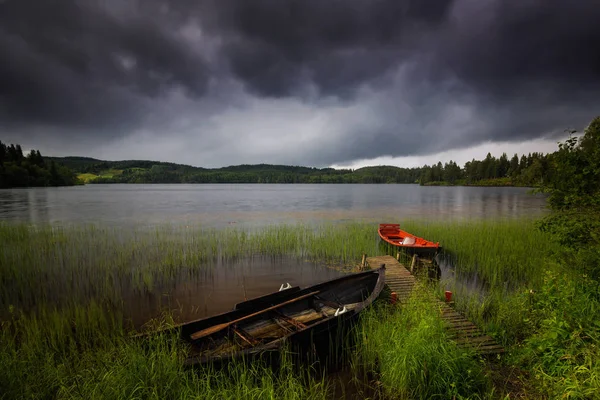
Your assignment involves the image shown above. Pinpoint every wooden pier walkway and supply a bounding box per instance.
[367,255,504,356]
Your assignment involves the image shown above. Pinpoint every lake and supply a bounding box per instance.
[0,183,547,228]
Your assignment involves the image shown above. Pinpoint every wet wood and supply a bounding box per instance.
[410,254,418,273]
[273,318,294,334]
[367,255,504,356]
[190,290,320,340]
[272,309,308,330]
[232,326,259,346]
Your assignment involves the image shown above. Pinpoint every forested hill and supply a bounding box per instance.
[48,157,423,184]
[47,151,557,186]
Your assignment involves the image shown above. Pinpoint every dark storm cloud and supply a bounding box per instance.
[208,0,600,92]
[0,0,210,134]
[438,1,600,90]
[1,0,599,165]
[208,0,453,97]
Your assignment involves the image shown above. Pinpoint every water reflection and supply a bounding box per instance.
[434,252,489,301]
[0,184,548,228]
[121,256,345,328]
[0,189,49,224]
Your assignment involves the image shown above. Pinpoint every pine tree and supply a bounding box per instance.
[0,141,6,165]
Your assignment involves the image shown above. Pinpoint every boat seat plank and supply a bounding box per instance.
[271,309,308,330]
[232,326,259,346]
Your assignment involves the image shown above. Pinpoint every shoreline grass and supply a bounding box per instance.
[1,220,598,399]
[352,284,492,399]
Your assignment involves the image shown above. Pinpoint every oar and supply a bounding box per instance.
[189,290,320,340]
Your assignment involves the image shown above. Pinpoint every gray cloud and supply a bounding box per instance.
[1,0,599,166]
[0,0,211,134]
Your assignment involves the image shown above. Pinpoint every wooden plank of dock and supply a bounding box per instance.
[367,255,504,356]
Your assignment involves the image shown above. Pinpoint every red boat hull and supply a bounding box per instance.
[378,223,440,253]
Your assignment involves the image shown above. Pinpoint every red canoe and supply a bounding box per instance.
[378,223,440,253]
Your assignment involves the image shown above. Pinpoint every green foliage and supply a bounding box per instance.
[0,141,79,188]
[3,210,600,398]
[515,270,600,399]
[0,222,383,316]
[353,286,491,399]
[537,116,600,279]
[540,117,600,211]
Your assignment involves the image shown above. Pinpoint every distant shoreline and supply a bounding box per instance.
[76,181,533,188]
[42,151,549,188]
[421,178,537,188]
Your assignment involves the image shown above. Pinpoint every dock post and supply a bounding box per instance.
[410,254,418,273]
[361,254,367,270]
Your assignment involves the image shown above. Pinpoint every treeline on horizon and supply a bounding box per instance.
[67,153,549,186]
[0,145,569,187]
[0,141,78,188]
[419,151,549,186]
[63,158,423,184]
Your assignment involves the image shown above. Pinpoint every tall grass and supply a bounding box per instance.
[0,222,381,318]
[399,218,558,288]
[352,284,491,399]
[0,310,330,399]
[0,222,377,399]
[2,219,597,399]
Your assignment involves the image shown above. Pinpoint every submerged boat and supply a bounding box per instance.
[145,266,386,367]
[378,223,440,254]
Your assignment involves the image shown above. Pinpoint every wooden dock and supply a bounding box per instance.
[367,255,504,356]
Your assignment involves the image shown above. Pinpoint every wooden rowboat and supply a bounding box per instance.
[378,223,440,254]
[146,266,386,367]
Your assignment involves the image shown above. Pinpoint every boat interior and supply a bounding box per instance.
[181,270,382,362]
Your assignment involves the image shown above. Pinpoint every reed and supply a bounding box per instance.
[0,221,375,399]
[399,218,558,288]
[2,219,597,398]
[0,315,330,399]
[398,220,600,398]
[351,283,491,399]
[0,222,382,318]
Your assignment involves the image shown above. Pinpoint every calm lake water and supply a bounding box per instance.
[127,256,346,328]
[0,183,547,228]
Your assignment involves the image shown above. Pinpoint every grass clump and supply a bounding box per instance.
[0,307,330,400]
[513,269,600,399]
[352,285,491,399]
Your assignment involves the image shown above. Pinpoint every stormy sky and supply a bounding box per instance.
[1,0,599,168]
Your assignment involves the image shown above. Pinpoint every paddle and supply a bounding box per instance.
[189,290,320,340]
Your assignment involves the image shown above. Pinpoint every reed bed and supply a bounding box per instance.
[399,218,558,288]
[1,317,330,399]
[0,222,381,318]
[2,219,597,399]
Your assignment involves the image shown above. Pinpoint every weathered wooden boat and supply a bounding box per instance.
[145,266,385,367]
[378,223,440,254]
